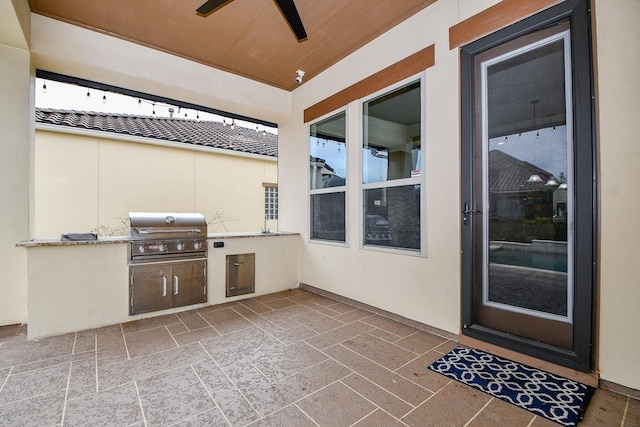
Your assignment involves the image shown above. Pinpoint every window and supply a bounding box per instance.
[264,185,278,220]
[310,111,347,242]
[362,80,422,250]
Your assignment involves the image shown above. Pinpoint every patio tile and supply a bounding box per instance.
[248,404,316,427]
[0,289,633,427]
[64,382,142,426]
[167,322,189,335]
[0,368,9,388]
[580,388,627,426]
[245,359,351,416]
[324,344,432,406]
[261,305,315,329]
[626,397,640,426]
[295,310,345,334]
[137,365,215,426]
[334,308,374,324]
[238,298,275,314]
[433,339,458,354]
[0,389,65,427]
[67,358,97,399]
[177,310,210,330]
[353,409,407,426]
[466,397,535,426]
[171,326,220,346]
[341,333,418,370]
[73,330,96,353]
[95,324,128,367]
[325,301,360,314]
[261,297,299,310]
[394,351,452,393]
[121,313,180,334]
[232,305,285,335]
[198,307,254,335]
[199,327,283,367]
[251,341,328,382]
[219,358,271,395]
[394,331,448,354]
[360,315,417,337]
[173,408,229,426]
[124,326,177,358]
[297,382,376,427]
[0,333,75,369]
[368,327,402,343]
[98,342,208,390]
[10,350,93,374]
[0,363,69,404]
[401,381,491,427]
[268,323,317,345]
[192,358,262,426]
[342,374,413,419]
[0,323,27,344]
[305,321,373,350]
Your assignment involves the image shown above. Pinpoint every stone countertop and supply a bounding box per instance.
[17,231,299,247]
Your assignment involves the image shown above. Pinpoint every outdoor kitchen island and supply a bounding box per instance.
[18,231,299,339]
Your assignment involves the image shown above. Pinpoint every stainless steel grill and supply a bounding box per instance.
[129,212,208,262]
[128,212,208,315]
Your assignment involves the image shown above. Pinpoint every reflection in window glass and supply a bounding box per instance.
[364,185,420,250]
[363,81,421,184]
[362,80,423,251]
[310,113,346,190]
[311,192,346,242]
[310,112,346,243]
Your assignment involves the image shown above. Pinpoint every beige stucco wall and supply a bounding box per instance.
[592,0,640,391]
[34,129,278,238]
[0,3,30,325]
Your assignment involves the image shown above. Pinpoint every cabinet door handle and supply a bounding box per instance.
[162,276,167,297]
[174,275,179,295]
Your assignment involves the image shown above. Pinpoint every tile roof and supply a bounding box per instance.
[35,108,277,157]
[489,149,552,193]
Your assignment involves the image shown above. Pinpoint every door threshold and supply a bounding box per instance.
[459,335,599,388]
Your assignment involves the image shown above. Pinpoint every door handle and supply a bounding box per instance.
[162,276,167,297]
[174,275,179,295]
[463,202,480,225]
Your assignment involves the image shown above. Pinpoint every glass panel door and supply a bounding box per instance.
[473,24,575,350]
[460,0,595,372]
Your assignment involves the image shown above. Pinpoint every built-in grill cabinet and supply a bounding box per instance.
[128,212,208,315]
[130,260,206,314]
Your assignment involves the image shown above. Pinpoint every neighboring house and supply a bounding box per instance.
[34,108,278,237]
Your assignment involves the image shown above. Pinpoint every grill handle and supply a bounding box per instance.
[138,229,202,235]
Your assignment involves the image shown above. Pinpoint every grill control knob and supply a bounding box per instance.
[194,241,202,250]
[158,244,166,252]
[176,242,185,251]
[138,245,146,253]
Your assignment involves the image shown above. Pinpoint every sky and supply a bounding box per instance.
[35,78,277,134]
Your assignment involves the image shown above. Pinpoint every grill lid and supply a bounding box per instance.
[129,212,207,240]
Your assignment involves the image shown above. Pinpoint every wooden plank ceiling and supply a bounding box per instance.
[30,0,438,91]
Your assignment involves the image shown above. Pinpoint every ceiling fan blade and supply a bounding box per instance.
[273,0,307,42]
[196,0,234,17]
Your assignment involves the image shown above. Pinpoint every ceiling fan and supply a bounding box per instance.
[196,0,308,42]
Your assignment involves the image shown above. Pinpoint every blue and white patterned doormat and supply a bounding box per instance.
[428,346,594,426]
